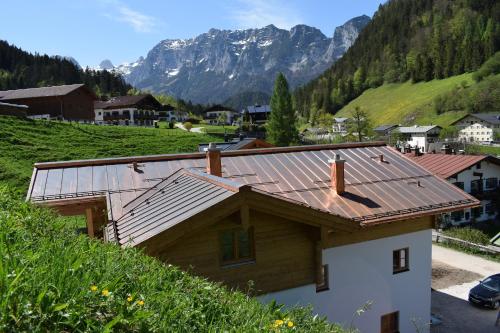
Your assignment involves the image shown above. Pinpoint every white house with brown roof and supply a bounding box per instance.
[94,94,161,126]
[451,113,500,143]
[408,153,500,226]
[26,142,478,333]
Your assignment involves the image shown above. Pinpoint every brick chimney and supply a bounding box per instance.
[206,143,222,177]
[329,154,345,195]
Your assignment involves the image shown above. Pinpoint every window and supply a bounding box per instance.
[393,248,409,274]
[476,163,481,169]
[485,203,495,215]
[381,311,399,333]
[471,180,483,194]
[220,228,254,266]
[453,182,464,190]
[472,206,483,218]
[485,178,498,190]
[451,210,464,222]
[316,264,329,292]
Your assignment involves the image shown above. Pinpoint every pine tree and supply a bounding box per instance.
[267,73,298,146]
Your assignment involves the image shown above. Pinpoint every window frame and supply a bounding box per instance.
[316,264,329,292]
[485,177,498,190]
[393,248,409,274]
[381,311,399,333]
[219,227,255,267]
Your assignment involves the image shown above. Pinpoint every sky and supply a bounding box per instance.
[0,1,383,68]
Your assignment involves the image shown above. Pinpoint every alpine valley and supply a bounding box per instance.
[100,15,370,107]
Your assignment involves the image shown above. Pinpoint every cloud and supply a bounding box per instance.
[231,0,302,30]
[100,0,158,33]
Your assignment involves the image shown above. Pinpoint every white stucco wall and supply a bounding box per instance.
[259,229,432,333]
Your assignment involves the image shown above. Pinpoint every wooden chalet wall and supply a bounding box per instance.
[4,86,95,120]
[146,210,318,295]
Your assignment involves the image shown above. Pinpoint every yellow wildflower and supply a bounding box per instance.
[274,319,284,327]
[101,289,110,297]
[127,296,133,302]
[287,321,294,328]
[137,300,145,306]
[90,285,98,292]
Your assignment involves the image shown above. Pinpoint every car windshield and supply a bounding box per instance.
[481,277,500,292]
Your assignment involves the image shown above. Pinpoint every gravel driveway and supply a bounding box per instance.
[431,245,500,333]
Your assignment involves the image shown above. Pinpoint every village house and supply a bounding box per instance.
[155,104,188,123]
[26,142,477,333]
[94,94,161,126]
[396,125,442,153]
[451,113,500,143]
[0,84,96,121]
[203,105,239,125]
[197,137,274,152]
[408,152,500,227]
[332,117,350,136]
[242,104,271,124]
[374,124,399,139]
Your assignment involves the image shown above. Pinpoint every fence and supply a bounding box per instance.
[433,231,500,255]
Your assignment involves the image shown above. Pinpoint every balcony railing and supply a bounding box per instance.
[103,115,131,121]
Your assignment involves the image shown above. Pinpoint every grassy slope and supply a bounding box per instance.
[0,187,342,332]
[0,117,219,192]
[337,73,473,127]
[0,116,346,332]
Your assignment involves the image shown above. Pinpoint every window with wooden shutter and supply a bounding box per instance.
[393,248,409,274]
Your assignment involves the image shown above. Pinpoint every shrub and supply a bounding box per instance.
[443,227,490,245]
[184,122,193,132]
[168,121,174,129]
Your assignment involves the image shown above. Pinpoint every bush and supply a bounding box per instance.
[473,52,500,82]
[184,122,193,132]
[168,121,174,129]
[443,227,490,245]
[0,186,345,332]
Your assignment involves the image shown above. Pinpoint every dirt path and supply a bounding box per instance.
[175,123,204,133]
[432,244,500,277]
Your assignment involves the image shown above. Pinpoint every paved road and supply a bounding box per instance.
[431,245,500,333]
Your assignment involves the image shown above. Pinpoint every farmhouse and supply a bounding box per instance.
[396,125,442,153]
[26,142,477,333]
[94,94,161,126]
[155,104,188,123]
[197,137,274,152]
[451,113,500,143]
[408,153,500,227]
[332,117,350,136]
[0,84,96,121]
[374,124,399,138]
[0,101,28,117]
[242,104,271,123]
[203,105,238,125]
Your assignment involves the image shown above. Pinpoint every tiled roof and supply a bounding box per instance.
[0,84,90,100]
[28,143,477,240]
[407,153,500,179]
[397,125,441,134]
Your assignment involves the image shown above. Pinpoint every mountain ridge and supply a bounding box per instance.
[104,15,370,105]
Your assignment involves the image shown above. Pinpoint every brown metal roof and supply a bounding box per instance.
[0,84,94,100]
[105,168,244,245]
[27,142,478,236]
[94,94,160,110]
[406,154,499,179]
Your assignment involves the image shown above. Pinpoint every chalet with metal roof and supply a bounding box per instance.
[408,153,500,226]
[395,125,442,152]
[451,113,500,143]
[0,84,96,121]
[26,142,478,333]
[242,104,271,123]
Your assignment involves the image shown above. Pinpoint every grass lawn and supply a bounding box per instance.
[337,73,473,127]
[194,124,239,134]
[0,116,219,193]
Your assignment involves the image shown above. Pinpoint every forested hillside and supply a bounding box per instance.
[294,0,500,121]
[0,40,132,96]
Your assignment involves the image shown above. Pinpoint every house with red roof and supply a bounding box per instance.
[408,153,500,226]
[26,142,478,332]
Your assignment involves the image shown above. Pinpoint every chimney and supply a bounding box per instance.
[379,154,385,163]
[206,143,222,177]
[329,154,345,195]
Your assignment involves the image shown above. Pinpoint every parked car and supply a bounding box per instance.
[468,274,500,309]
